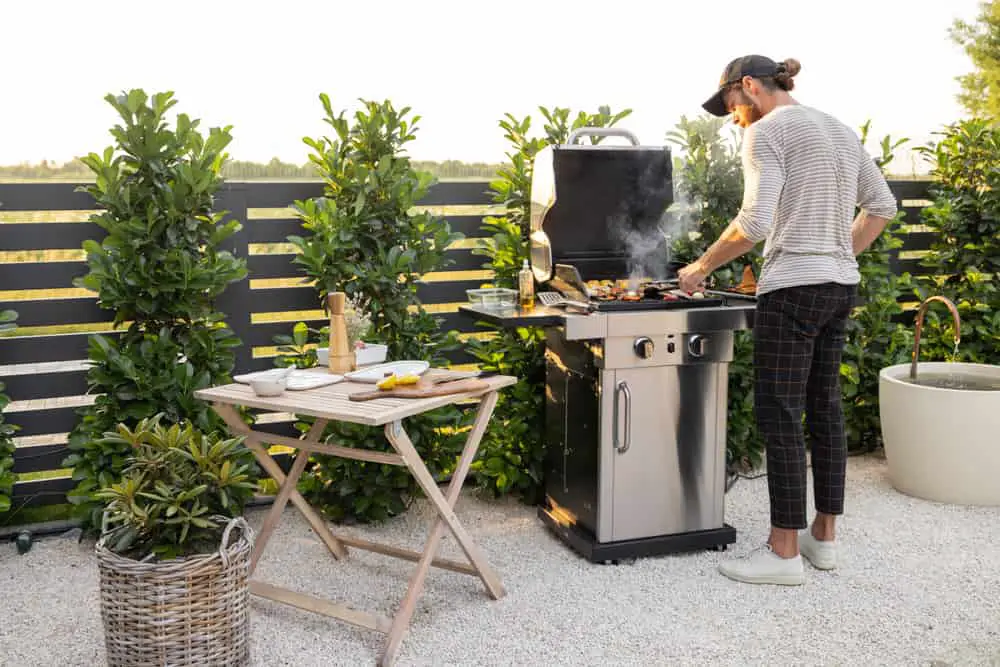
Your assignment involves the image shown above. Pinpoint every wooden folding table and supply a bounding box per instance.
[194,369,517,666]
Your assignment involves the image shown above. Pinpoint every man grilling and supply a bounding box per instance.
[676,55,898,585]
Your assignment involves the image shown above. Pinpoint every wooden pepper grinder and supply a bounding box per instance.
[327,291,355,373]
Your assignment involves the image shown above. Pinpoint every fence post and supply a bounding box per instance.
[213,183,255,375]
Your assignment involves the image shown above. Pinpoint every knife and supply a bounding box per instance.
[436,370,499,383]
[416,369,499,385]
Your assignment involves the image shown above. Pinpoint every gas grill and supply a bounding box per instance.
[459,127,756,563]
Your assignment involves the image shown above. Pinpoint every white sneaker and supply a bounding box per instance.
[799,531,838,570]
[718,544,805,586]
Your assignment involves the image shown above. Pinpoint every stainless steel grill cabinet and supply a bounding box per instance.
[539,307,751,562]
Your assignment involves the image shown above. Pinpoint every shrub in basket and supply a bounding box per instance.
[94,414,258,667]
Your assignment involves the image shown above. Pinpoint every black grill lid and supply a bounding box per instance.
[529,128,673,284]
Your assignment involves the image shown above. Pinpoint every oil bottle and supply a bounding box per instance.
[518,259,535,310]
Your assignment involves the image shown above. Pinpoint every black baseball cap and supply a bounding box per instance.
[702,55,781,117]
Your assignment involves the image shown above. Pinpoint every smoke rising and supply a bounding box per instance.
[607,159,699,289]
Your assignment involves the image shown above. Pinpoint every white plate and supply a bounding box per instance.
[344,360,430,384]
[233,369,344,391]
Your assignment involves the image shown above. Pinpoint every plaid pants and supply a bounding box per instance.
[753,282,857,530]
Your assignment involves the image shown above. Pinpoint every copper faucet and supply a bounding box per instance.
[910,295,961,379]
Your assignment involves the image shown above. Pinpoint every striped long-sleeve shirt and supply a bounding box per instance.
[732,104,898,296]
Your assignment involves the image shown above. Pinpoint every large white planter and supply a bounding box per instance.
[879,362,1000,506]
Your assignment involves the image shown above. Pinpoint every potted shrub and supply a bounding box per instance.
[94,413,258,667]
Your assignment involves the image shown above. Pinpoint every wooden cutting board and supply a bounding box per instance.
[348,377,491,402]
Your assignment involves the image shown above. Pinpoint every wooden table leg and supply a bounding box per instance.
[248,417,327,572]
[378,391,505,666]
[212,403,348,560]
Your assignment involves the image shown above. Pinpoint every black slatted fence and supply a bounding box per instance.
[0,178,935,513]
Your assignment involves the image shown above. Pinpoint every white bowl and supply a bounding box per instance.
[249,373,289,397]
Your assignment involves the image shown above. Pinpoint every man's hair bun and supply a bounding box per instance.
[774,58,801,91]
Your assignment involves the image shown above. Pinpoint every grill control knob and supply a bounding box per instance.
[634,337,654,359]
[688,334,708,358]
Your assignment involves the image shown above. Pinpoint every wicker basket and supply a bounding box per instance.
[96,516,255,667]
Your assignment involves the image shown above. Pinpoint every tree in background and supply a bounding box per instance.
[0,158,504,181]
[950,0,1000,120]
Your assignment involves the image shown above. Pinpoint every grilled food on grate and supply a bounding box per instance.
[582,279,708,303]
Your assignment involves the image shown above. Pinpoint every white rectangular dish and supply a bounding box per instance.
[343,361,430,384]
[233,369,344,391]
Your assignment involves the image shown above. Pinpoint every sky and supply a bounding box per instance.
[0,0,982,174]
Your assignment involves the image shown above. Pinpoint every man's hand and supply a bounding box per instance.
[677,261,708,293]
[851,210,892,256]
[677,221,758,292]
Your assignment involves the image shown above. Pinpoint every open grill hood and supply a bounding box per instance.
[529,127,674,284]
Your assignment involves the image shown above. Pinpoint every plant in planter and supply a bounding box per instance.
[94,413,257,666]
[0,308,19,514]
[913,118,1000,365]
[276,95,469,523]
[64,89,252,531]
[0,386,15,516]
[466,105,633,502]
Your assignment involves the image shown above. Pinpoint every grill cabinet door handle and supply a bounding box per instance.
[614,380,632,454]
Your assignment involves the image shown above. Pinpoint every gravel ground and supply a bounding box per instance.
[2,454,999,667]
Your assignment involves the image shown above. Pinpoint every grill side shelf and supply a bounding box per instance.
[457,304,566,329]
